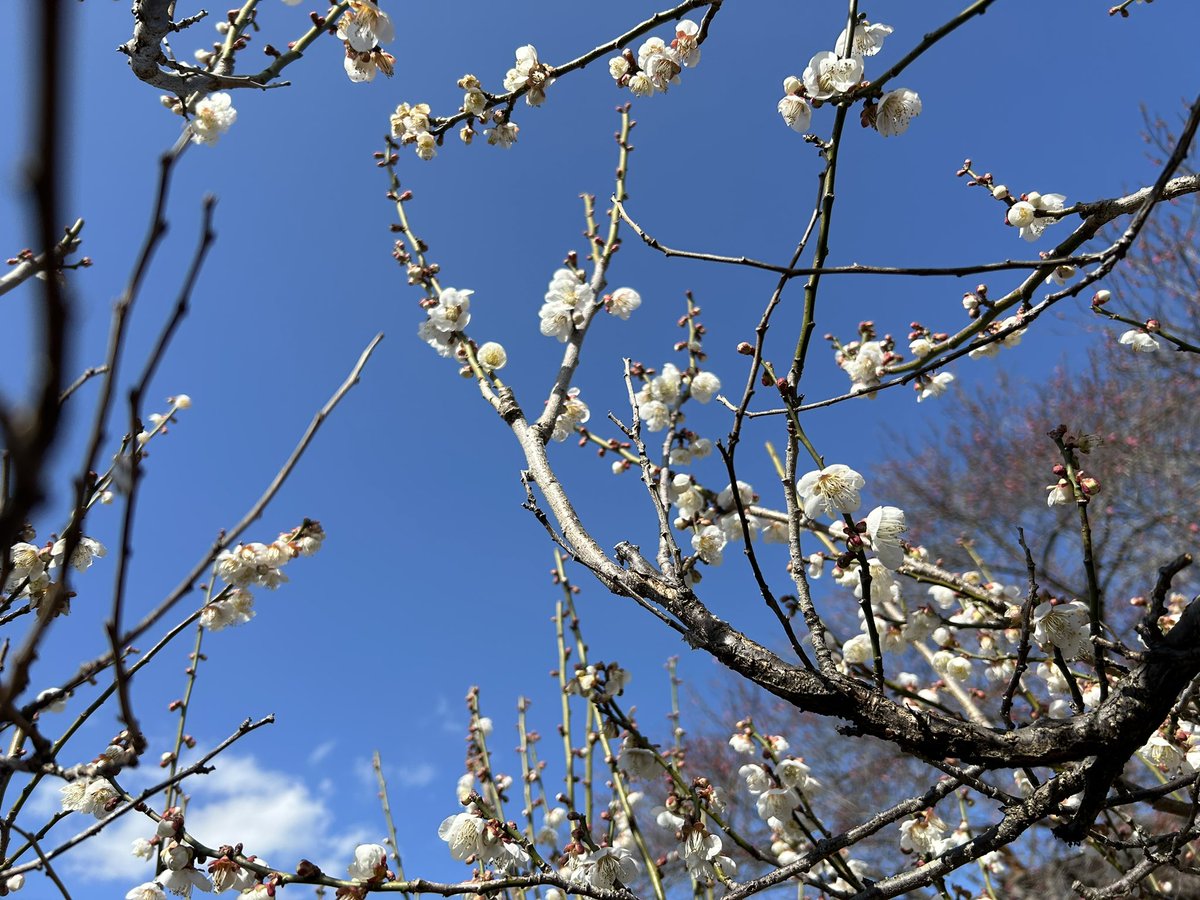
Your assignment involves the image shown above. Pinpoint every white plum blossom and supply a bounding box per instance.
[126,884,166,900]
[337,1,395,52]
[797,464,865,518]
[189,93,237,146]
[738,763,771,793]
[439,809,488,861]
[638,37,682,92]
[1046,478,1074,507]
[1119,329,1160,352]
[1008,191,1066,241]
[944,656,972,682]
[898,812,947,856]
[578,846,640,889]
[503,45,553,106]
[605,287,641,319]
[156,865,212,897]
[419,320,452,359]
[838,340,885,393]
[917,372,954,402]
[756,787,799,820]
[776,757,812,790]
[692,525,727,565]
[671,20,702,67]
[688,371,720,403]
[778,75,812,132]
[842,633,873,665]
[873,88,921,137]
[865,506,907,569]
[803,51,863,100]
[476,342,508,371]
[199,588,255,631]
[1033,600,1092,660]
[729,733,755,754]
[638,398,670,432]
[485,120,520,148]
[343,47,395,83]
[836,19,894,57]
[551,388,590,441]
[428,288,473,333]
[909,337,934,357]
[50,535,106,572]
[683,831,735,884]
[348,843,389,881]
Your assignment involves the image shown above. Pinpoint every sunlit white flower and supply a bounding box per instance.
[348,843,389,881]
[944,656,972,682]
[874,88,921,137]
[689,371,720,403]
[337,1,395,51]
[729,733,754,754]
[1010,191,1066,241]
[428,288,473,333]
[755,787,798,820]
[126,884,166,900]
[836,19,893,57]
[476,342,508,371]
[503,45,553,106]
[605,287,641,319]
[343,47,395,83]
[485,120,520,149]
[638,38,682,92]
[1119,329,1160,352]
[5,874,23,892]
[638,399,670,432]
[797,464,865,518]
[898,812,947,856]
[778,94,812,133]
[551,388,590,442]
[776,757,812,790]
[917,372,954,402]
[838,340,885,393]
[683,831,735,884]
[156,866,212,897]
[864,506,906,569]
[1046,478,1074,507]
[580,846,639,889]
[418,318,454,357]
[1033,600,1092,660]
[189,93,237,146]
[671,20,702,67]
[803,51,862,100]
[48,535,106,572]
[842,632,873,665]
[692,525,727,565]
[439,810,487,861]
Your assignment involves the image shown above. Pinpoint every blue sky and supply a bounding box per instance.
[2,0,1198,894]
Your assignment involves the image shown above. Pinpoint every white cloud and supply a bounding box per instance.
[57,754,374,885]
[394,763,437,788]
[308,739,337,766]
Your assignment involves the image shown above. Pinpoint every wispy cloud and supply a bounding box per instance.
[58,754,375,886]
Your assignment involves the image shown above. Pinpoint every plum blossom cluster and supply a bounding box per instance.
[539,268,594,341]
[503,45,554,106]
[633,361,722,433]
[777,16,922,139]
[654,782,736,884]
[338,1,396,82]
[438,805,532,874]
[6,533,106,611]
[205,520,324,631]
[390,102,438,161]
[551,388,590,442]
[418,286,472,356]
[608,20,701,97]
[999,187,1067,242]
